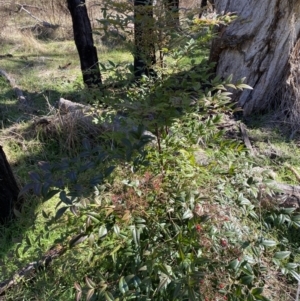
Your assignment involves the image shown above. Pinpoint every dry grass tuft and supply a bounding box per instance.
[32,108,102,153]
[0,107,102,155]
[18,30,48,53]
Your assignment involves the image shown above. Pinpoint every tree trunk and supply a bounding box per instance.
[67,0,102,88]
[199,0,207,17]
[164,0,180,28]
[0,146,21,224]
[210,0,300,117]
[134,0,157,78]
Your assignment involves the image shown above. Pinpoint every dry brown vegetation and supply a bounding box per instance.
[0,0,201,45]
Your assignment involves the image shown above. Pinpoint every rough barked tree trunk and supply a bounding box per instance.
[210,0,300,116]
[134,0,157,78]
[67,0,102,88]
[0,146,21,224]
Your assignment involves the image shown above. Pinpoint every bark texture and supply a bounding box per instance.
[0,146,21,224]
[67,0,102,88]
[210,0,300,115]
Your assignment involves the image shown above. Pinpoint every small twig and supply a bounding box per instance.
[15,3,44,11]
[44,96,57,115]
[0,245,66,296]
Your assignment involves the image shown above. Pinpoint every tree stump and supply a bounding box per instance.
[210,0,300,116]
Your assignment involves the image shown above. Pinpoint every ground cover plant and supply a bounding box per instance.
[1,1,300,301]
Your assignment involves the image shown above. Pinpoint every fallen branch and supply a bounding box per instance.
[58,97,91,113]
[16,3,59,30]
[272,182,300,196]
[16,3,58,29]
[32,98,156,151]
[55,98,153,134]
[0,69,27,104]
[15,3,44,11]
[260,181,300,209]
[0,245,66,296]
[17,3,43,22]
[57,98,156,138]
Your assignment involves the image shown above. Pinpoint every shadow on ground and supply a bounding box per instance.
[0,60,233,296]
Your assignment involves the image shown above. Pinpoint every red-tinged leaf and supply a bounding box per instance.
[105,207,114,217]
[86,288,95,301]
[76,290,82,301]
[85,276,96,289]
[74,282,82,291]
[70,205,78,216]
[86,216,92,229]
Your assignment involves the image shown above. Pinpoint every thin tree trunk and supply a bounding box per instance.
[134,0,157,78]
[0,146,21,224]
[164,0,179,28]
[210,0,300,116]
[67,0,102,88]
[199,0,207,17]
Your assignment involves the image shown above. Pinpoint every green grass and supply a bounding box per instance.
[1,25,300,301]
